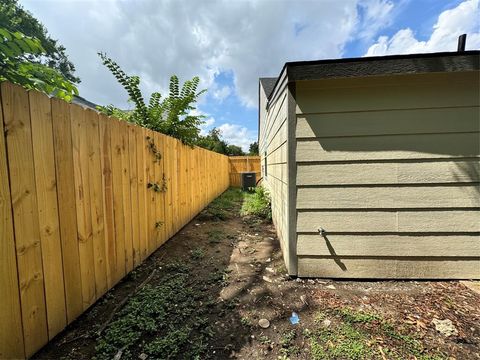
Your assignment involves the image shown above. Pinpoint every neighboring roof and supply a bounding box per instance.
[259,77,277,98]
[72,95,99,110]
[266,50,480,102]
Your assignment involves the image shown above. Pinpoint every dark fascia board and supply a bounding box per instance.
[266,50,480,102]
[258,76,279,144]
[259,77,277,98]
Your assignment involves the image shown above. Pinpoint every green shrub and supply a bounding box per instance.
[240,186,272,220]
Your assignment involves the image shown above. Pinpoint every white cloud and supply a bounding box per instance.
[211,85,232,102]
[199,117,215,136]
[218,123,256,152]
[357,0,395,40]
[21,0,394,109]
[365,0,480,56]
[189,109,215,136]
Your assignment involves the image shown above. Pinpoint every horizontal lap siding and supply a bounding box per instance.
[294,72,480,279]
[259,78,291,271]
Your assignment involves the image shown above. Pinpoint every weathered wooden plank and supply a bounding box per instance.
[70,104,96,309]
[296,133,480,162]
[86,110,107,297]
[128,124,140,267]
[1,83,48,356]
[171,137,179,233]
[153,132,164,246]
[297,185,480,209]
[119,121,133,273]
[99,115,115,289]
[297,210,480,233]
[145,130,157,254]
[110,119,126,283]
[297,161,480,185]
[136,127,148,261]
[29,90,67,339]
[296,107,479,138]
[51,98,83,323]
[297,257,480,279]
[0,84,25,360]
[296,72,479,114]
[297,234,480,256]
[164,135,174,239]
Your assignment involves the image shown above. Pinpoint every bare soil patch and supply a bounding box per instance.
[33,189,480,360]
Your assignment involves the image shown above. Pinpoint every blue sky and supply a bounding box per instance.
[21,0,479,151]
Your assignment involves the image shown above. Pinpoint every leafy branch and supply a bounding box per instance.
[146,136,162,162]
[98,53,206,146]
[0,27,78,101]
[147,174,167,193]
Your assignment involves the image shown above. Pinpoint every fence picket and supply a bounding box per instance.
[0,84,230,358]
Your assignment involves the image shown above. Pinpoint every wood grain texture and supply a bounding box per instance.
[154,132,165,247]
[297,234,480,256]
[29,90,67,339]
[2,83,48,356]
[99,116,115,288]
[297,185,480,209]
[146,129,157,255]
[297,210,480,233]
[136,127,148,261]
[0,84,25,360]
[120,121,133,273]
[86,110,107,297]
[228,156,261,187]
[297,161,480,185]
[0,85,230,358]
[297,257,480,279]
[70,104,96,309]
[128,124,140,267]
[110,119,126,283]
[51,98,83,323]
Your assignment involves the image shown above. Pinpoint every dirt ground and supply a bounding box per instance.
[34,189,480,360]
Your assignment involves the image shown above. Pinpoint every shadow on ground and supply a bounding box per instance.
[33,188,480,360]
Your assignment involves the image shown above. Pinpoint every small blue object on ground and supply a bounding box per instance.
[290,312,299,325]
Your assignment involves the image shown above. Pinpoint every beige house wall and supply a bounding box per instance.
[259,76,293,272]
[294,71,480,278]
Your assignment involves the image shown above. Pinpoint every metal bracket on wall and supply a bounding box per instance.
[318,227,326,237]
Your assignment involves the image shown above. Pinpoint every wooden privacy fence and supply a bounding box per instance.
[0,83,230,359]
[228,156,261,187]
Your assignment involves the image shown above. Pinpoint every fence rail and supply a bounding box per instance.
[0,83,230,359]
[228,156,261,187]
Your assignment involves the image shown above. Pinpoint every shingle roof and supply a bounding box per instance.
[259,77,277,98]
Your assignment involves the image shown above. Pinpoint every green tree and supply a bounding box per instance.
[226,144,245,156]
[196,128,228,154]
[248,141,259,155]
[98,52,206,146]
[0,0,79,83]
[0,27,78,101]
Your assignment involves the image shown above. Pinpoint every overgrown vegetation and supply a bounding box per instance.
[95,262,214,360]
[0,27,78,101]
[203,188,243,220]
[306,307,445,360]
[98,53,206,146]
[241,186,272,221]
